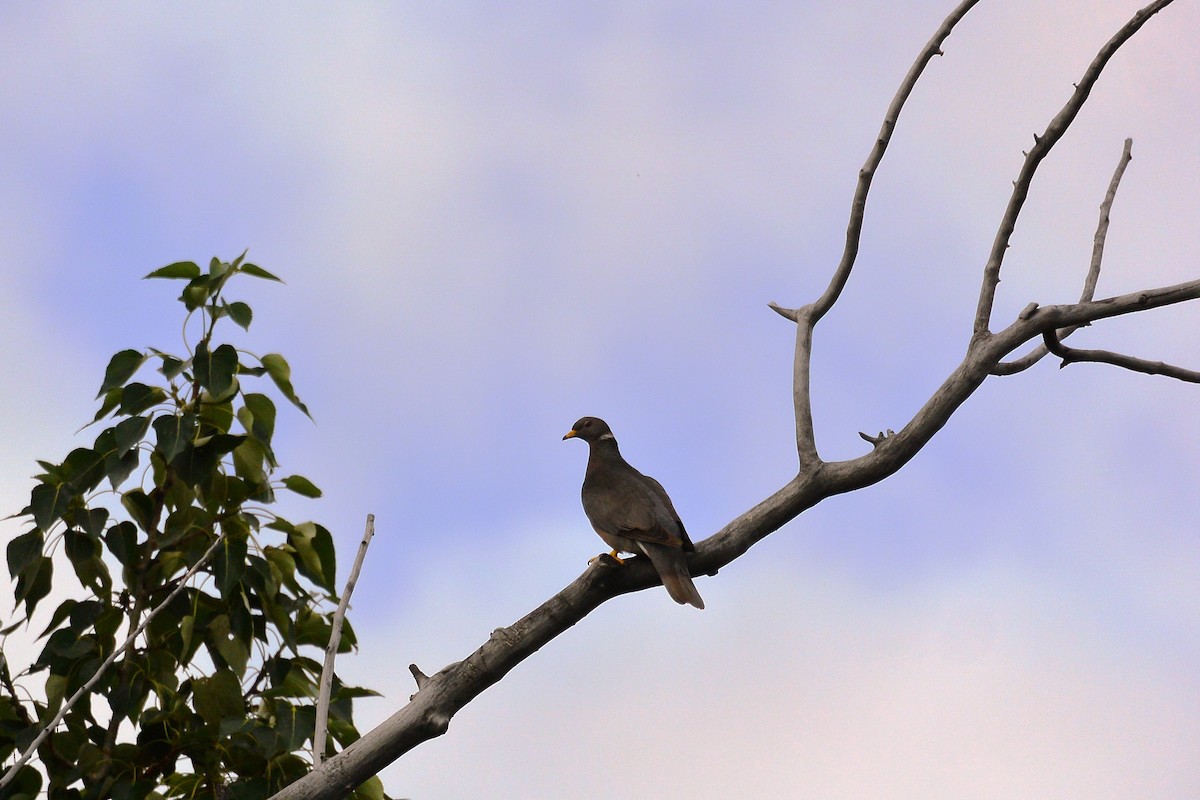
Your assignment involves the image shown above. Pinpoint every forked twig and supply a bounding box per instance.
[973,1,1174,340]
[994,137,1135,374]
[774,0,981,466]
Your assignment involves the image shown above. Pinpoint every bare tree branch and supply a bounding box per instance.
[972,1,1174,340]
[268,5,1195,799]
[772,0,980,466]
[814,0,980,323]
[270,271,1200,800]
[1042,327,1200,382]
[994,137,1135,375]
[314,514,376,767]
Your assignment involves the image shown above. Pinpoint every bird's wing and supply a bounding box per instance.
[602,473,685,549]
[639,474,694,551]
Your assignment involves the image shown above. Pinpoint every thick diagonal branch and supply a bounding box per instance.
[994,137,1134,375]
[972,1,1173,340]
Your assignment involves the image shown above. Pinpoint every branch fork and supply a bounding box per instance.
[268,4,1193,798]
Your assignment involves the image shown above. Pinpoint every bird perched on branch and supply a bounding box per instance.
[563,416,704,609]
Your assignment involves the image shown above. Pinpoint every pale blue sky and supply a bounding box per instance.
[1,2,1198,797]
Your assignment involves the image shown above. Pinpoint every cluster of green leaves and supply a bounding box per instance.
[1,256,384,800]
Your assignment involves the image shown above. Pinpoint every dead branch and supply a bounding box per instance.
[778,0,980,467]
[1043,327,1200,382]
[813,0,981,323]
[994,137,1135,375]
[314,514,376,767]
[267,4,1193,799]
[972,1,1173,341]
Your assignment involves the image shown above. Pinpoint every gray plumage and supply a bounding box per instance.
[563,416,704,609]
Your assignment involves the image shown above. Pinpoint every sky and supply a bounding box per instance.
[1,1,1198,798]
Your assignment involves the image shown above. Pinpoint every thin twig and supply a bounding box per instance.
[813,0,980,323]
[0,531,227,792]
[972,1,1173,340]
[994,138,1135,374]
[1043,328,1200,382]
[313,514,375,767]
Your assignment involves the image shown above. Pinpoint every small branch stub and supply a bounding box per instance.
[859,429,895,447]
[768,302,799,321]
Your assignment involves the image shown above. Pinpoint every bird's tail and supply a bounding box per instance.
[640,544,705,609]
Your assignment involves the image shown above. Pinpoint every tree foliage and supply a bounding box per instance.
[1,256,384,800]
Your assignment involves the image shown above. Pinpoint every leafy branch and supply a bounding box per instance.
[1,257,383,800]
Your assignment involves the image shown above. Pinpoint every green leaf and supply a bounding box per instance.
[63,530,110,595]
[30,483,70,533]
[281,475,322,498]
[199,397,235,435]
[7,530,43,579]
[226,301,253,330]
[38,598,76,640]
[208,616,250,677]
[122,489,157,535]
[274,702,316,753]
[62,444,107,493]
[289,522,336,593]
[119,383,167,415]
[162,505,209,547]
[43,671,68,716]
[264,545,299,593]
[192,669,245,726]
[153,412,197,462]
[149,347,187,381]
[104,521,138,567]
[232,438,268,486]
[194,342,239,398]
[98,349,147,397]
[239,263,283,282]
[351,775,386,800]
[171,433,245,488]
[180,274,213,311]
[62,528,97,566]
[260,354,311,419]
[6,764,42,798]
[214,523,248,602]
[145,261,200,280]
[91,387,123,424]
[239,393,276,447]
[78,507,109,538]
[104,448,140,490]
[15,556,52,616]
[113,415,151,455]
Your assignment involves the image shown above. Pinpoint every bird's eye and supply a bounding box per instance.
[582,420,592,427]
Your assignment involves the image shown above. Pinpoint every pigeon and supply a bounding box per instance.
[563,416,704,609]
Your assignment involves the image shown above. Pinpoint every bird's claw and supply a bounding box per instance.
[588,550,625,566]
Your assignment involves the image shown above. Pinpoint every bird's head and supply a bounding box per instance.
[562,416,614,443]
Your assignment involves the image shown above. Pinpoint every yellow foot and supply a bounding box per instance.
[588,550,625,565]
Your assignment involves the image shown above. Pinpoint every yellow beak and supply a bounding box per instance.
[562,429,577,440]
